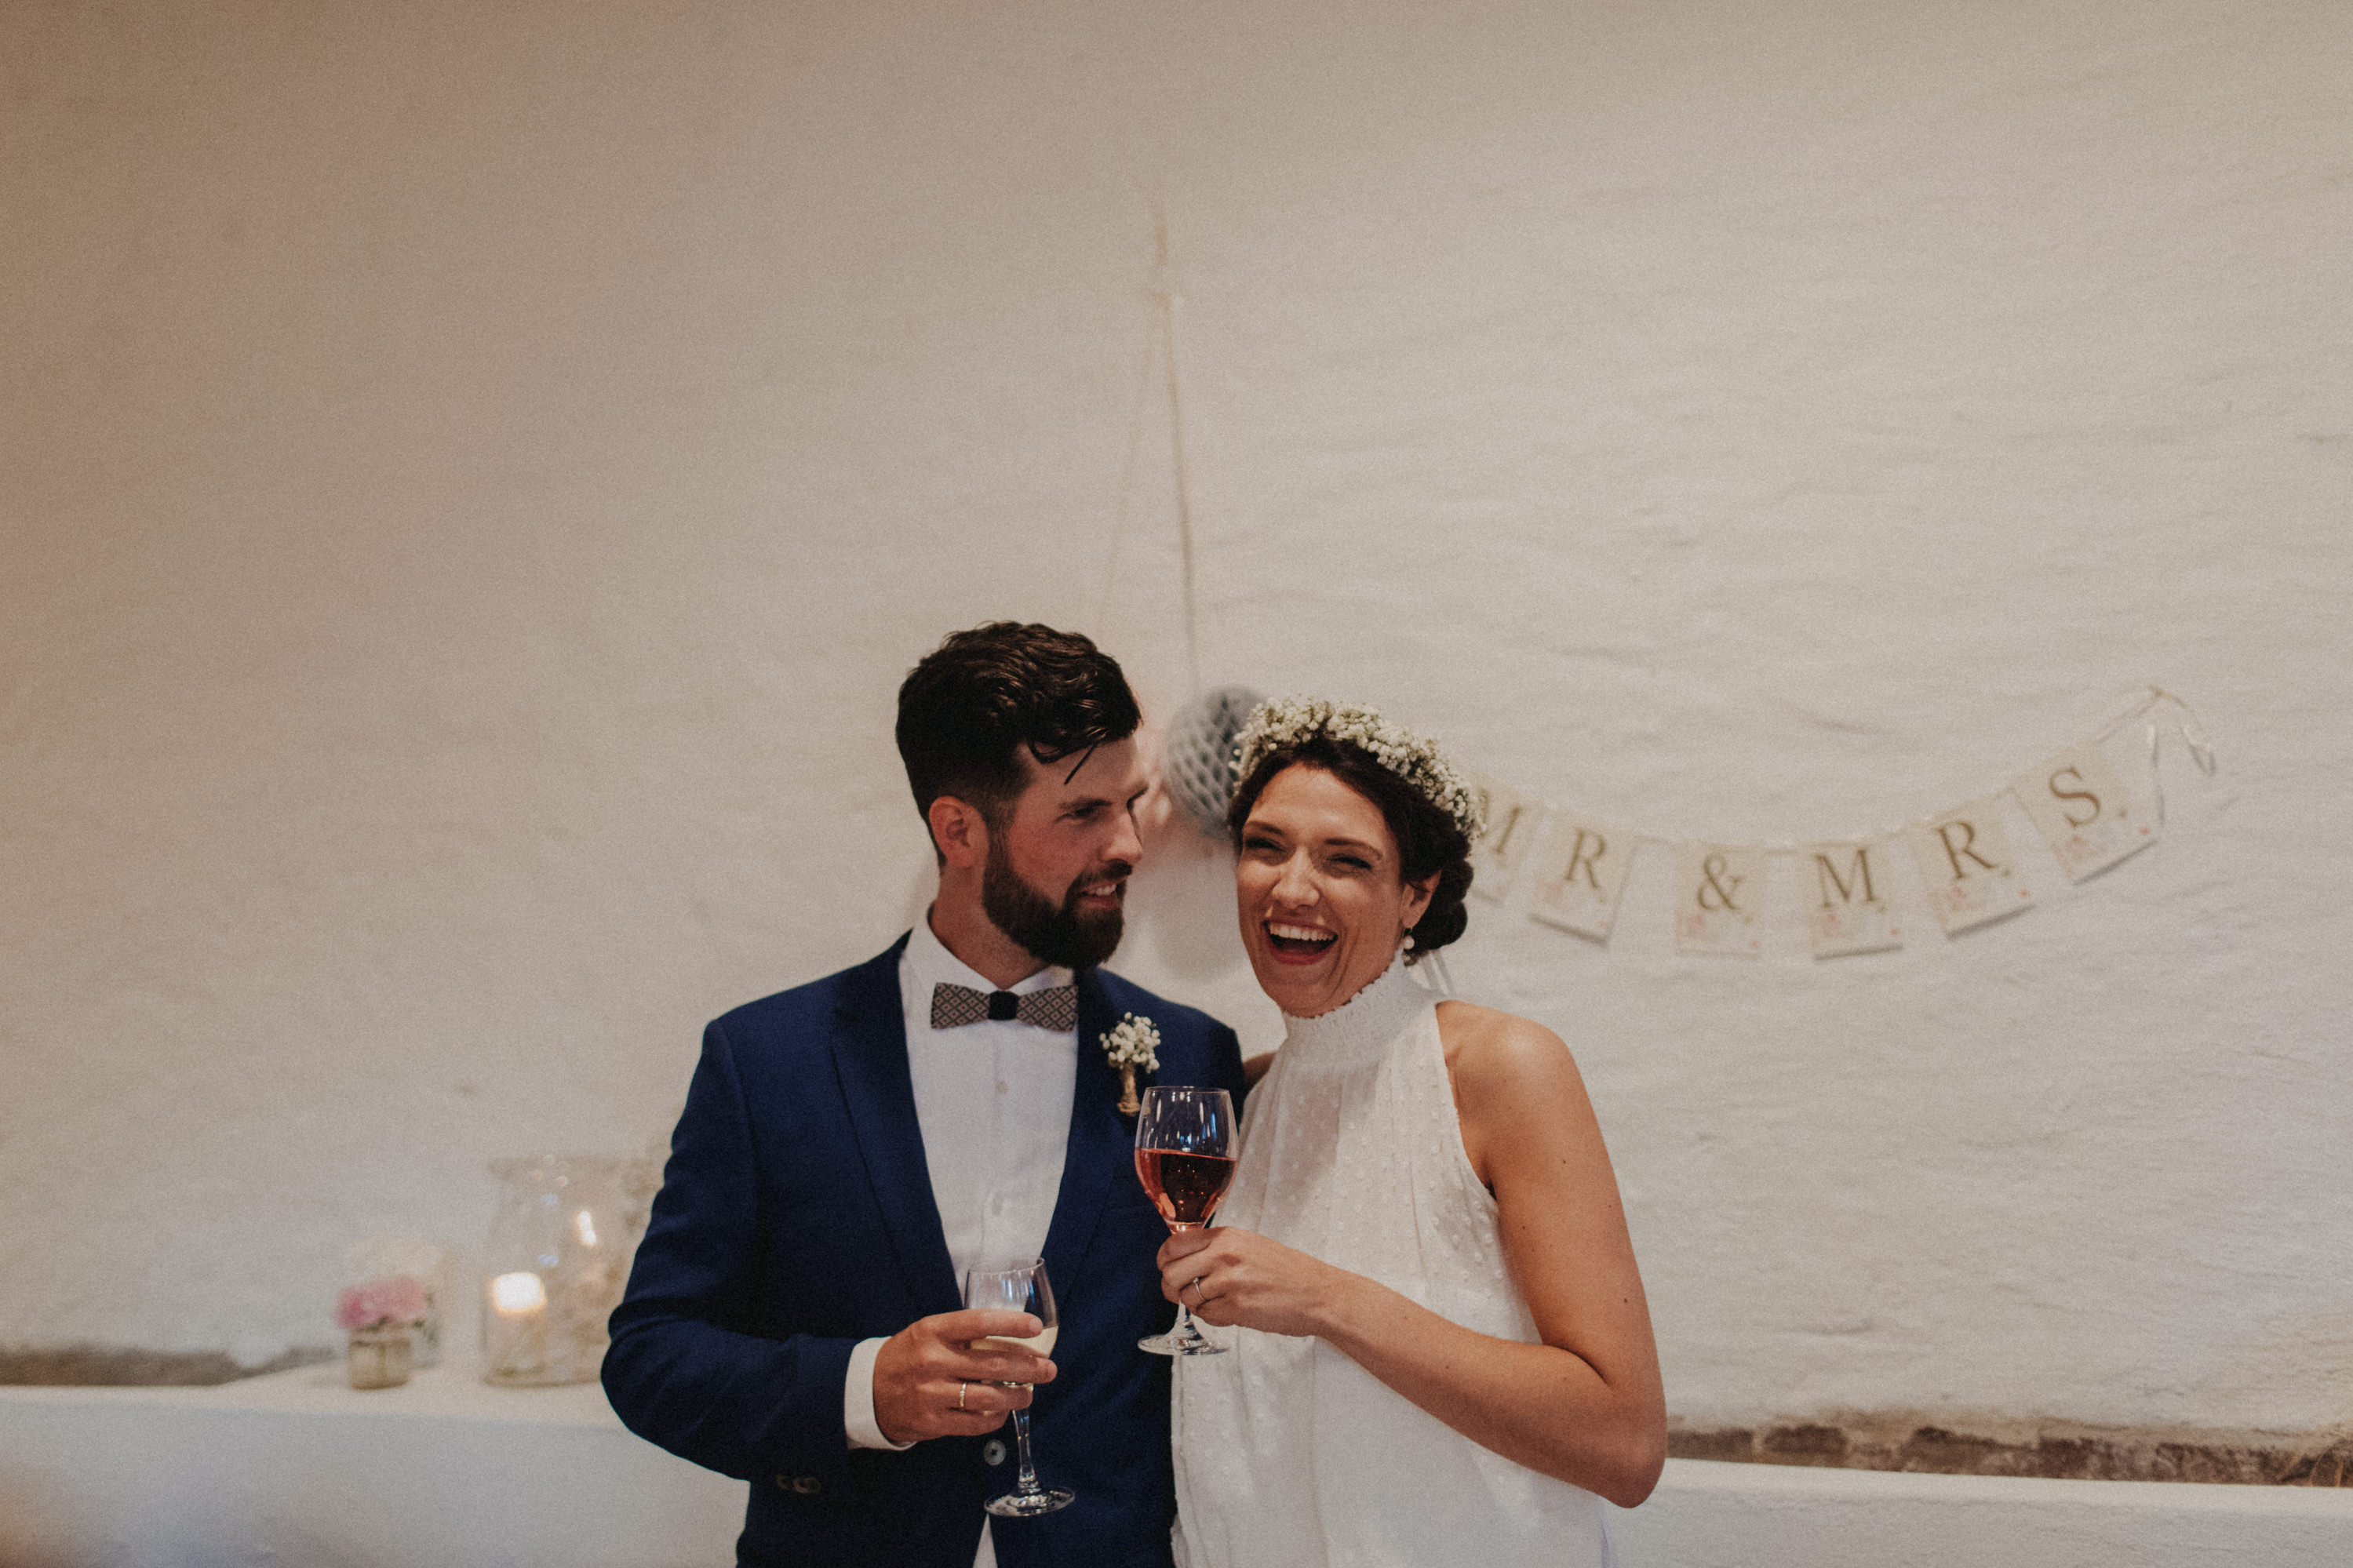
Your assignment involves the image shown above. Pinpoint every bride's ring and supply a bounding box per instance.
[1185,1277,1207,1305]
[957,1381,969,1411]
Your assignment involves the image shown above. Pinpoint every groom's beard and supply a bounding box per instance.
[982,844,1131,972]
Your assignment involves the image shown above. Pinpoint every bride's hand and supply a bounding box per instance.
[1156,1226,1349,1339]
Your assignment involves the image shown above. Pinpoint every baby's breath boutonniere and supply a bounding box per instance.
[1102,1013,1162,1116]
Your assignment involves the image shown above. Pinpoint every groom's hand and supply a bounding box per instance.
[872,1309,1058,1446]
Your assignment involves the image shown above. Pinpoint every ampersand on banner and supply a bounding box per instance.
[1674,842,1765,958]
[1695,853,1744,913]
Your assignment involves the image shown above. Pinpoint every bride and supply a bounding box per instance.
[1164,699,1664,1568]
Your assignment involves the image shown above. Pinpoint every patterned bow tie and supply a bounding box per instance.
[930,981,1078,1033]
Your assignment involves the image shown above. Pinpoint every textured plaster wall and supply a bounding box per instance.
[2,0,2347,1437]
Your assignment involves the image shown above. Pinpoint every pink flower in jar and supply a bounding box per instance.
[336,1274,432,1331]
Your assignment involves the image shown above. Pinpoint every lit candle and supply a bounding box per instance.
[490,1271,548,1319]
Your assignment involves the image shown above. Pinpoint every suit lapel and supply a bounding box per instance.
[1040,970,1132,1301]
[831,940,962,1319]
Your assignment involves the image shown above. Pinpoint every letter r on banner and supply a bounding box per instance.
[1525,813,1634,940]
[1905,799,2034,934]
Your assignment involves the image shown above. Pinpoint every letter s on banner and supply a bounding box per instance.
[2011,740,2157,882]
[1525,812,1634,940]
[1905,799,2034,935]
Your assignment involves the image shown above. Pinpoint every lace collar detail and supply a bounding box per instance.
[1278,955,1432,1060]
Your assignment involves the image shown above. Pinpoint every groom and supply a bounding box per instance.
[605,622,1247,1568]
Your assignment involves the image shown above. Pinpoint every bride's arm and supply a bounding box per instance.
[1156,1006,1666,1507]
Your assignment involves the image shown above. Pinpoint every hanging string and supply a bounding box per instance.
[1094,209,1207,696]
[1419,948,1459,999]
[1091,300,1159,638]
[2133,686,2218,828]
[2151,686,2217,775]
[1161,287,1205,696]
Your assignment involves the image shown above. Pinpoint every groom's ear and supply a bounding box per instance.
[928,794,991,871]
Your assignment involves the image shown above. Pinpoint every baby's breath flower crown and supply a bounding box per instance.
[1232,697,1486,841]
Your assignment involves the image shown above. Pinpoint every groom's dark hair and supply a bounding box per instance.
[897,622,1141,836]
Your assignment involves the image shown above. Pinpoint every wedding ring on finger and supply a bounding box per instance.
[957,1381,969,1411]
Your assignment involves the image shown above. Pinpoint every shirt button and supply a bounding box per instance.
[996,1081,1008,1095]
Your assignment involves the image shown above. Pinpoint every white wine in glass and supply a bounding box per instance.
[1133,1086,1237,1356]
[963,1261,1073,1518]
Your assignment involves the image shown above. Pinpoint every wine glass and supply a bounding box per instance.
[962,1261,1073,1518]
[1133,1085,1237,1356]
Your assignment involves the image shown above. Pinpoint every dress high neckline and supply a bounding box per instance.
[1279,955,1431,1057]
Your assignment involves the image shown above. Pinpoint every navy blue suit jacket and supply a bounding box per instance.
[604,937,1248,1568]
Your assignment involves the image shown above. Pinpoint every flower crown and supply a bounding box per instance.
[1232,697,1486,840]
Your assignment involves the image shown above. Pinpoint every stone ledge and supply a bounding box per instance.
[1669,1417,2353,1486]
[0,1342,336,1387]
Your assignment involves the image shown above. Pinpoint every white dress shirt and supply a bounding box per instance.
[842,915,1078,1568]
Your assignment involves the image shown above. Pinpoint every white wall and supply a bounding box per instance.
[3,0,2347,1437]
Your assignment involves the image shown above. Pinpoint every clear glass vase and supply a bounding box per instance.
[479,1154,656,1387]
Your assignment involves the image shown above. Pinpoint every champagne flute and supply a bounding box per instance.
[1133,1086,1237,1356]
[962,1261,1073,1518]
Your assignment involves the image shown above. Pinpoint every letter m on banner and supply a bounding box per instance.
[1804,839,1903,958]
[1467,774,1545,901]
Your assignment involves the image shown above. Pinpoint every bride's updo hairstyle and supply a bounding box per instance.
[1225,702,1479,964]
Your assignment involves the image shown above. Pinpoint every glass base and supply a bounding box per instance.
[985,1486,1075,1518]
[1138,1326,1227,1356]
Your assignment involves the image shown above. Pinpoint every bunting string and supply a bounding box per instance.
[1463,686,2217,959]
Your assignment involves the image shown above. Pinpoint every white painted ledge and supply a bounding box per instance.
[1619,1457,2353,1567]
[2,1366,2347,1566]
[0,1359,745,1567]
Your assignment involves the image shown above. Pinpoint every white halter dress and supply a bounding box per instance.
[1171,960,1616,1568]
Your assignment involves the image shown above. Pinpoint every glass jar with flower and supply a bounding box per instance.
[337,1275,430,1390]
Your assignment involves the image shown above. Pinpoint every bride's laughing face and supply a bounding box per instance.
[1235,763,1433,1019]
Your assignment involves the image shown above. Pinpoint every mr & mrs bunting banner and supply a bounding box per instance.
[1462,688,2214,960]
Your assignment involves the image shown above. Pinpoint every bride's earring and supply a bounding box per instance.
[1401,930,1416,951]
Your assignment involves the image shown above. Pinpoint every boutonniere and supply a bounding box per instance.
[1101,1013,1162,1116]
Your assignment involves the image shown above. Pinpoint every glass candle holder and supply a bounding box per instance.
[479,1154,654,1387]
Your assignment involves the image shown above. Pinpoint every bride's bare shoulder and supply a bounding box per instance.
[1436,999,1587,1101]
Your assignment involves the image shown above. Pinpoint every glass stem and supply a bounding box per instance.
[1011,1404,1040,1494]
